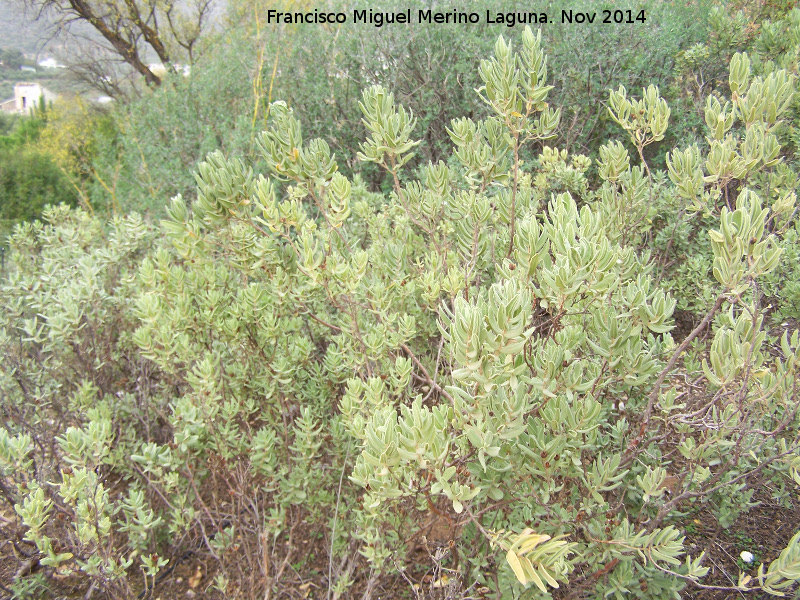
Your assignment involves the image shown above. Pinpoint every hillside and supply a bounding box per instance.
[0,0,55,56]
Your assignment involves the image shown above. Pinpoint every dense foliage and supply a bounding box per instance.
[3,4,800,600]
[34,0,712,218]
[0,107,78,241]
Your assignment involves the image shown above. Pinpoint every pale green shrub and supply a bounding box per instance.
[2,26,800,600]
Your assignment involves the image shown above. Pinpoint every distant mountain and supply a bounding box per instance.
[0,0,57,57]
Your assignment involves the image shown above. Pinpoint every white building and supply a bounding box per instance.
[148,63,167,78]
[0,82,59,115]
[37,58,66,69]
[148,63,191,78]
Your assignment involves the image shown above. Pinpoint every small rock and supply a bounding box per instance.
[188,566,202,589]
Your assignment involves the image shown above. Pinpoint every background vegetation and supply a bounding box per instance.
[2,1,800,599]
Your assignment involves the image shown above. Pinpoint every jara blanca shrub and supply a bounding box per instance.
[2,26,800,600]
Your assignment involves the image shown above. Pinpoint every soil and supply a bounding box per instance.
[671,309,699,343]
[3,486,798,600]
[683,486,800,600]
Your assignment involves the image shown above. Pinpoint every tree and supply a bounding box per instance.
[19,0,218,95]
[0,47,27,70]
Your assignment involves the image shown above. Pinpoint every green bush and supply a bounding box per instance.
[0,106,79,243]
[0,148,78,241]
[250,0,713,180]
[95,0,715,216]
[659,7,800,321]
[2,24,800,600]
[82,37,263,216]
